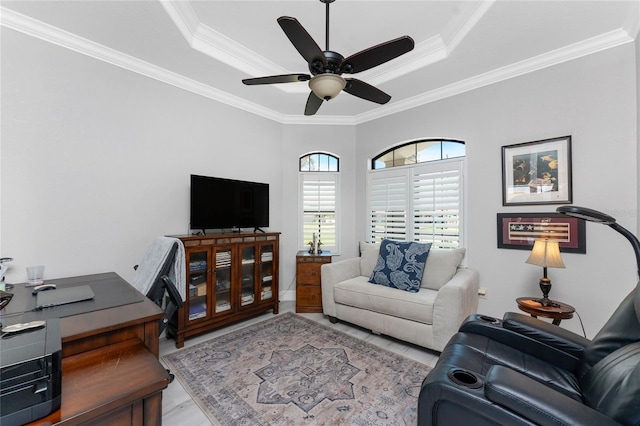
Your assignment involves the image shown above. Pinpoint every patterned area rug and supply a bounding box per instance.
[162,312,431,425]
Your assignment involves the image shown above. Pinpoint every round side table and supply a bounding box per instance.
[516,297,575,325]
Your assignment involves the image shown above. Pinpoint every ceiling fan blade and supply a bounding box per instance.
[278,16,326,68]
[341,36,415,74]
[344,79,391,104]
[304,92,324,116]
[242,74,311,85]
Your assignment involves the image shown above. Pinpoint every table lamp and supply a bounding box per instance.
[557,205,640,278]
[526,238,565,306]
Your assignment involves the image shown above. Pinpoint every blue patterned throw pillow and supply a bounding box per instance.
[368,239,432,292]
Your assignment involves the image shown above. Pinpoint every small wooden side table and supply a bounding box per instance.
[516,297,575,325]
[296,250,332,313]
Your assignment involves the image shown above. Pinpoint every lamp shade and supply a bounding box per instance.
[308,74,346,100]
[526,239,566,269]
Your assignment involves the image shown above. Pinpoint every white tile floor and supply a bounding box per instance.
[159,301,440,425]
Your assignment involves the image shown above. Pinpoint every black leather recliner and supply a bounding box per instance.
[418,283,640,426]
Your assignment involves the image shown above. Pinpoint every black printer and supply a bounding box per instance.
[0,318,62,426]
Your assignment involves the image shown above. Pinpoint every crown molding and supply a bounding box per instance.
[1,5,635,127]
[353,27,634,125]
[160,0,493,92]
[441,0,495,55]
[161,1,287,79]
[358,0,494,85]
[0,7,287,123]
[625,0,640,39]
[281,114,355,126]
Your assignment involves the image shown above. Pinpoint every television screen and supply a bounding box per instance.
[190,175,269,231]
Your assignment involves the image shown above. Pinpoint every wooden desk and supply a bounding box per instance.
[39,339,169,426]
[516,297,575,325]
[1,272,169,426]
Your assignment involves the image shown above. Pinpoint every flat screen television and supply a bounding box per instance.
[190,175,269,232]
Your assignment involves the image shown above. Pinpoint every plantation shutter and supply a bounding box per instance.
[301,173,338,252]
[367,158,463,248]
[413,161,462,248]
[368,169,408,242]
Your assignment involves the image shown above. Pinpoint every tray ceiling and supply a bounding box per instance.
[1,0,637,124]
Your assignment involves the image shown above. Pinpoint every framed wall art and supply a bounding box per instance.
[502,136,572,206]
[497,212,586,253]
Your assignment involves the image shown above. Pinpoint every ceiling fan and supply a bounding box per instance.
[242,0,415,116]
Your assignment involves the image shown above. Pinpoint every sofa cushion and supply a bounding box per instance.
[360,243,466,291]
[334,276,437,325]
[421,248,466,290]
[359,241,380,276]
[369,239,431,292]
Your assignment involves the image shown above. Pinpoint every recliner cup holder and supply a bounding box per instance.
[479,315,500,324]
[447,369,483,389]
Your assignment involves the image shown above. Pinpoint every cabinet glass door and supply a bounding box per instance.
[241,246,256,306]
[260,244,274,301]
[214,247,232,313]
[187,250,209,321]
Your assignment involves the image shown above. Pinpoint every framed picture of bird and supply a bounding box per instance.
[502,136,572,206]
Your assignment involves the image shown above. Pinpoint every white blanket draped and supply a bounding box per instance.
[131,236,187,301]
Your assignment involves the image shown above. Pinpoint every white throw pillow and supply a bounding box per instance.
[420,248,466,290]
[359,241,380,276]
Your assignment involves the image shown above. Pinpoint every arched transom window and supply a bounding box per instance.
[300,152,339,172]
[372,139,465,169]
[299,152,340,253]
[368,139,466,249]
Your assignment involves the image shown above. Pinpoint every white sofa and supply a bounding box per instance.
[321,242,479,352]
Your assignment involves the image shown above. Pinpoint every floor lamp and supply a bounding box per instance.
[556,205,640,278]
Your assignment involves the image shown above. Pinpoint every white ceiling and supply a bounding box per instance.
[2,0,638,125]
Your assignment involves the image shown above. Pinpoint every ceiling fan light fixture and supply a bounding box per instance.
[309,74,346,100]
[245,0,414,115]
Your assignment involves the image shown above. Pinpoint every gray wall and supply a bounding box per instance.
[279,124,357,299]
[354,43,637,338]
[2,26,638,339]
[1,29,284,284]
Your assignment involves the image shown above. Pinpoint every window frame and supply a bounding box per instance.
[367,140,465,249]
[372,139,465,169]
[298,152,340,254]
[300,152,340,172]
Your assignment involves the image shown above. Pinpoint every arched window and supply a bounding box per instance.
[300,152,339,172]
[372,139,465,169]
[299,153,340,253]
[368,139,465,248]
